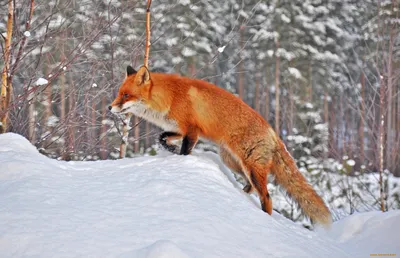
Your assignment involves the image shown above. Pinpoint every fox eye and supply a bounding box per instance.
[122,93,129,99]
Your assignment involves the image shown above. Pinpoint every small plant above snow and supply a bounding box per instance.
[305,102,314,109]
[346,159,356,167]
[35,78,49,86]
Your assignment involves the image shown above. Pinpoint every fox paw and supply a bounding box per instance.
[243,184,253,193]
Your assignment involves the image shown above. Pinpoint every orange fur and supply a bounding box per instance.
[110,66,332,226]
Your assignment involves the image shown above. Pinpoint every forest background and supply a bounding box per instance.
[0,0,399,224]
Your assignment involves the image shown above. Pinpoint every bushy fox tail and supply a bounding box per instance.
[271,140,332,227]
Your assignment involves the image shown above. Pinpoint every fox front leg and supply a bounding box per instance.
[159,131,182,154]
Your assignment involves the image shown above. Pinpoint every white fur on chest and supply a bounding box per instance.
[123,101,178,132]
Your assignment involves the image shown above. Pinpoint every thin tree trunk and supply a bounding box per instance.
[360,71,365,165]
[308,63,313,102]
[83,87,90,154]
[397,84,400,176]
[396,83,400,176]
[345,107,352,158]
[338,93,343,157]
[100,95,107,159]
[288,83,294,136]
[43,54,52,145]
[28,89,36,142]
[60,71,66,157]
[275,39,280,136]
[134,116,140,153]
[119,114,130,158]
[65,78,75,161]
[91,97,96,157]
[0,0,14,133]
[238,26,244,100]
[145,121,150,149]
[329,96,336,157]
[255,75,260,113]
[379,74,386,212]
[190,58,196,77]
[386,1,395,172]
[324,92,329,123]
[324,91,329,158]
[144,0,152,68]
[265,66,269,122]
[44,84,52,130]
[60,35,66,131]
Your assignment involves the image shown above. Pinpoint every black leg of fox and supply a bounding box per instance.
[159,132,181,154]
[180,135,197,155]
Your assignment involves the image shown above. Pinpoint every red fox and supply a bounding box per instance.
[109,65,332,226]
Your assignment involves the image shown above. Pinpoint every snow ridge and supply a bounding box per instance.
[0,133,398,257]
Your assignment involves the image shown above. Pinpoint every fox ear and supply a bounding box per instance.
[127,65,136,76]
[134,66,150,86]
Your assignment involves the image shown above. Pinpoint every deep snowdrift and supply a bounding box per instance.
[0,133,398,258]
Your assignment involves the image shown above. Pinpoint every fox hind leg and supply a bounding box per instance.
[219,146,253,193]
[247,163,273,215]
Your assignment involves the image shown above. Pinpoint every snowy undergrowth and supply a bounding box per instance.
[0,133,399,258]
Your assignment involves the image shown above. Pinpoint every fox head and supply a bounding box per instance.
[109,65,151,114]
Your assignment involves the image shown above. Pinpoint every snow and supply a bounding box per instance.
[305,102,314,109]
[181,47,196,57]
[287,135,309,144]
[35,77,49,86]
[0,133,399,258]
[281,14,291,23]
[23,31,31,37]
[178,0,190,6]
[45,115,59,127]
[217,45,226,53]
[287,67,302,79]
[165,37,178,47]
[324,211,400,256]
[346,159,355,167]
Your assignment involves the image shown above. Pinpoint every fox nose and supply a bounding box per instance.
[108,105,112,111]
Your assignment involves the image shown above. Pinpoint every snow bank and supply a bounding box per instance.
[0,133,398,257]
[325,210,400,256]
